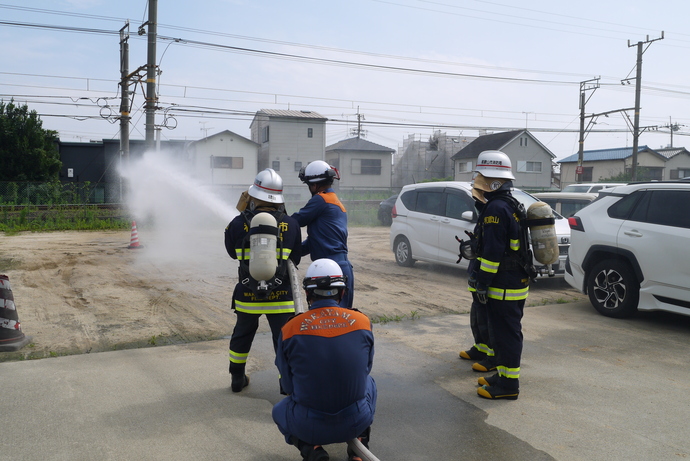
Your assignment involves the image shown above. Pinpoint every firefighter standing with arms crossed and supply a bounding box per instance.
[225,168,302,393]
[460,150,533,400]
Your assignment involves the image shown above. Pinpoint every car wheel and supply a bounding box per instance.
[394,236,415,267]
[586,259,639,318]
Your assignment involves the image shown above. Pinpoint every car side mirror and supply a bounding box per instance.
[461,210,476,222]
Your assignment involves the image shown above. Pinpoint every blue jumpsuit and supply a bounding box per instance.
[469,183,530,391]
[291,188,355,308]
[272,299,376,446]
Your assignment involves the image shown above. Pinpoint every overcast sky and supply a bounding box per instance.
[1,0,688,161]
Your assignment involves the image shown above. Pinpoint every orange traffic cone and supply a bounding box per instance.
[128,221,143,249]
[0,275,31,352]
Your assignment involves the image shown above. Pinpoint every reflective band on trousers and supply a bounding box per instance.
[497,365,520,379]
[234,300,295,315]
[229,350,248,364]
[475,343,495,357]
[487,286,529,301]
[478,257,500,274]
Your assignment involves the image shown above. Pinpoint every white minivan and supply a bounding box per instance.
[390,181,571,277]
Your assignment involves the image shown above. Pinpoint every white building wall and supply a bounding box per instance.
[328,151,392,190]
[665,153,690,179]
[189,132,258,186]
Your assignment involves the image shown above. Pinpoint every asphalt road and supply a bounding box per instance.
[2,299,690,461]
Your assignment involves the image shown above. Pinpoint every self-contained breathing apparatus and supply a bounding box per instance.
[456,195,542,280]
[238,210,287,300]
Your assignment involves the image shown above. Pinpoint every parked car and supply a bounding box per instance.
[377,194,398,226]
[565,181,690,318]
[532,192,598,218]
[561,183,626,194]
[390,181,571,277]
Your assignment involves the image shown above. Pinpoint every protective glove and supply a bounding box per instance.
[468,276,477,290]
[475,283,488,304]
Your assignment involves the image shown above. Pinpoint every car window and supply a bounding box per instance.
[400,190,417,211]
[416,190,445,215]
[630,190,690,229]
[608,191,644,219]
[562,185,590,193]
[445,191,474,220]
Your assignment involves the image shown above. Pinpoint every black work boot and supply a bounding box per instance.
[459,346,486,361]
[472,358,497,372]
[231,374,249,393]
[300,444,329,461]
[477,384,519,400]
[478,373,499,387]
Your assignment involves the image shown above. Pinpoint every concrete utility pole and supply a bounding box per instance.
[576,78,600,183]
[145,0,158,150]
[119,22,130,165]
[626,33,663,181]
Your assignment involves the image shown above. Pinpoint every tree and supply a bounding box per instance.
[0,100,61,181]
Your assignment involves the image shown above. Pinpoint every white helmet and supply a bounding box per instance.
[303,258,347,298]
[248,168,284,203]
[298,160,340,184]
[474,150,515,180]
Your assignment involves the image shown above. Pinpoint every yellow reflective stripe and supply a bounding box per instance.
[279,248,291,260]
[235,300,295,314]
[475,343,494,357]
[479,257,500,274]
[497,365,520,379]
[487,286,529,301]
[236,247,250,260]
[509,239,519,251]
[229,350,248,364]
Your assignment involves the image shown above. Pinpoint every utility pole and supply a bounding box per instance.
[350,106,367,138]
[626,33,663,181]
[119,22,130,202]
[576,78,600,183]
[119,22,130,165]
[145,0,158,150]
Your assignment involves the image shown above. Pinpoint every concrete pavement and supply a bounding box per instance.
[2,300,690,460]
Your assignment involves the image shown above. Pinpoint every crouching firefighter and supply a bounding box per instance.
[272,258,376,461]
[459,150,540,400]
[224,168,302,393]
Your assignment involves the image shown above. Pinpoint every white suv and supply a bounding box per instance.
[565,181,690,318]
[389,181,571,277]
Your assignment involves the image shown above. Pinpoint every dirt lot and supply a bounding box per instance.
[0,226,585,361]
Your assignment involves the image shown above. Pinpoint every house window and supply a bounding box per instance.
[520,137,528,147]
[670,168,690,179]
[294,161,302,172]
[272,161,280,171]
[581,167,593,182]
[517,161,542,173]
[457,161,471,173]
[262,126,270,143]
[307,128,313,138]
[352,158,381,175]
[211,156,243,169]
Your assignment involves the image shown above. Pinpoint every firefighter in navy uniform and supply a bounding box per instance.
[464,150,532,400]
[272,258,376,461]
[225,168,302,393]
[292,160,355,309]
